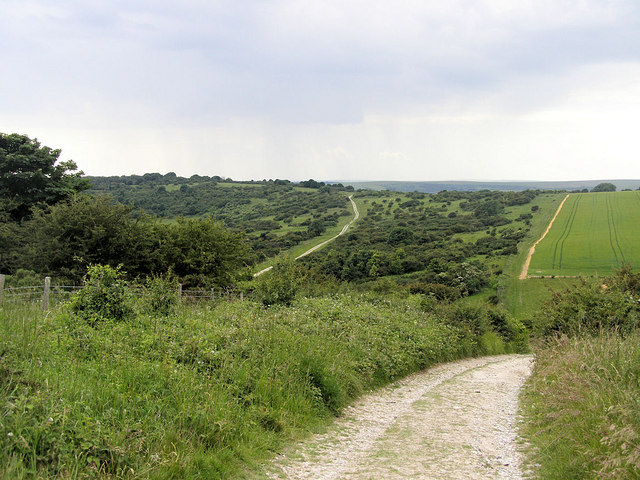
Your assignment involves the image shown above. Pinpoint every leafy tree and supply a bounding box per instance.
[16,195,253,285]
[0,133,89,220]
[152,217,254,287]
[0,204,20,271]
[591,182,616,192]
[21,195,149,281]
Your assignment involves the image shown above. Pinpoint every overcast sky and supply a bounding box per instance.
[2,1,640,181]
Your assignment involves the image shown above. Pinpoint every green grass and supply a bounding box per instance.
[0,290,520,479]
[500,194,566,319]
[529,191,640,276]
[520,333,640,479]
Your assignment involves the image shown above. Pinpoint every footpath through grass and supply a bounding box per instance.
[253,195,360,274]
[0,293,523,479]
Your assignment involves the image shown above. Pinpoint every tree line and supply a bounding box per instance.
[1,133,252,286]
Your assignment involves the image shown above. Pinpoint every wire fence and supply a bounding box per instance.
[0,274,243,311]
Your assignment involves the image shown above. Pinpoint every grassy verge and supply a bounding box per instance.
[520,333,640,479]
[0,292,520,479]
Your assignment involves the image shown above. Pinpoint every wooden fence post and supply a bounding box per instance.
[178,284,182,302]
[42,277,51,311]
[211,288,215,301]
[240,292,243,302]
[0,274,5,304]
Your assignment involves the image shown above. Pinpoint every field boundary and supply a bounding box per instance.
[520,194,570,279]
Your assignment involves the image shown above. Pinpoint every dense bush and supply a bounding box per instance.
[70,264,134,324]
[538,265,640,336]
[254,256,303,305]
[2,268,42,287]
[2,195,253,286]
[140,272,180,316]
[434,303,529,354]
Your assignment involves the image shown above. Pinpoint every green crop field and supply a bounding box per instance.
[528,191,640,276]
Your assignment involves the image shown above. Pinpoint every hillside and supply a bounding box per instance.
[300,189,552,298]
[3,169,639,479]
[83,174,563,298]
[86,174,354,261]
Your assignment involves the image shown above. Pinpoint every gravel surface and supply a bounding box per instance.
[264,354,534,480]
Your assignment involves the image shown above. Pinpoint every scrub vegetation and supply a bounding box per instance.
[87,174,355,262]
[0,278,524,479]
[520,266,640,479]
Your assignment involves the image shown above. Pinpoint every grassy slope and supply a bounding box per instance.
[520,333,640,479]
[529,191,640,276]
[0,292,520,479]
[253,194,360,272]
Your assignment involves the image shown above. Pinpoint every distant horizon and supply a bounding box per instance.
[328,178,640,184]
[84,172,640,186]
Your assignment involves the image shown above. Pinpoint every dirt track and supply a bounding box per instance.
[264,354,533,480]
[519,194,569,279]
[254,195,359,277]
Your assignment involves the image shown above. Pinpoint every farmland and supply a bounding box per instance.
[527,191,640,277]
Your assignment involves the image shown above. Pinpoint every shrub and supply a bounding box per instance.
[408,282,463,302]
[254,256,303,306]
[4,268,41,287]
[70,264,134,324]
[539,266,640,336]
[486,307,529,351]
[140,271,179,316]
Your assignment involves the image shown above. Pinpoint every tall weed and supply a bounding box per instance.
[520,333,640,479]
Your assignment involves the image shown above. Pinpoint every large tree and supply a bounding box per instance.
[0,132,89,220]
[591,182,616,192]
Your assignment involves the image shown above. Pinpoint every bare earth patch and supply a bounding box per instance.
[263,355,533,480]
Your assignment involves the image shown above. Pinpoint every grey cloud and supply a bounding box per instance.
[2,0,640,125]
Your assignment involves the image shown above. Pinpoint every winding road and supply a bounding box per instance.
[264,355,533,480]
[254,195,360,277]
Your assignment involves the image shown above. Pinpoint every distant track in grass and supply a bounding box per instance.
[553,194,581,269]
[254,195,360,277]
[520,194,569,280]
[606,193,625,264]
